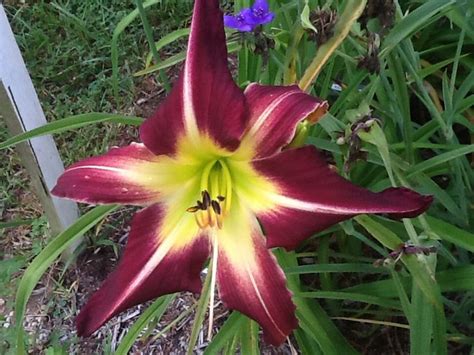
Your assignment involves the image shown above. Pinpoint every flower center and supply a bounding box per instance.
[236,14,246,23]
[253,7,265,18]
[187,159,232,229]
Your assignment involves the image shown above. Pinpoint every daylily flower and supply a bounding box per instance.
[52,0,432,346]
[224,0,275,32]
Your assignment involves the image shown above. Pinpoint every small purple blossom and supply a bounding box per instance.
[224,0,275,32]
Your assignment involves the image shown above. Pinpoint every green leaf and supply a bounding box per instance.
[358,122,395,183]
[15,205,117,354]
[187,265,212,355]
[355,215,442,309]
[414,216,474,252]
[145,28,190,68]
[0,113,143,150]
[344,265,474,297]
[298,291,401,309]
[406,145,474,177]
[203,313,247,355]
[381,0,455,56]
[240,319,260,355]
[135,41,241,76]
[275,250,358,355]
[0,219,34,229]
[300,1,317,33]
[415,55,469,81]
[111,0,161,101]
[410,281,434,354]
[115,294,175,355]
[284,263,385,275]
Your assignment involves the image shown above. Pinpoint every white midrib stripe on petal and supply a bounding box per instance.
[67,165,127,174]
[267,192,366,214]
[245,264,287,339]
[101,230,179,322]
[183,60,199,139]
[248,90,300,136]
[182,11,200,143]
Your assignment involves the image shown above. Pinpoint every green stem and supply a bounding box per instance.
[283,24,305,84]
[186,261,213,355]
[134,0,171,92]
[299,0,367,92]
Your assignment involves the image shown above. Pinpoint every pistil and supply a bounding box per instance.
[187,159,232,229]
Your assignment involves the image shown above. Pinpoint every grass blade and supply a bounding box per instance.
[381,0,455,56]
[406,145,474,177]
[203,312,247,355]
[275,249,358,355]
[111,0,160,101]
[414,216,474,252]
[0,113,143,150]
[115,294,175,355]
[144,28,190,68]
[135,41,241,76]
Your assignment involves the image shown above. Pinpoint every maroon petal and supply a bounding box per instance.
[216,202,297,345]
[52,143,163,205]
[253,146,433,250]
[140,0,248,155]
[76,204,209,336]
[242,84,327,158]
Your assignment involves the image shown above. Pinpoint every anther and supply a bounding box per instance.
[197,201,205,210]
[202,190,211,209]
[186,206,200,213]
[211,200,221,215]
[217,196,225,202]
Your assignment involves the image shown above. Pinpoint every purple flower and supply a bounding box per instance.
[224,0,275,32]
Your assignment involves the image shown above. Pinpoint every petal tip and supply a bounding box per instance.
[306,100,329,124]
[382,187,433,219]
[76,310,95,338]
[50,184,61,197]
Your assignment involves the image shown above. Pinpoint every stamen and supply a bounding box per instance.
[216,213,224,229]
[208,208,217,228]
[211,200,221,215]
[219,160,233,214]
[189,159,233,229]
[195,211,207,228]
[202,190,211,209]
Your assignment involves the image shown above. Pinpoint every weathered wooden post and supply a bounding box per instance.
[0,5,80,241]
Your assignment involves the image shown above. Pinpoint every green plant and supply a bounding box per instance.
[1,0,473,353]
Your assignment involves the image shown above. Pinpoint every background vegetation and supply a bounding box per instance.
[1,0,473,353]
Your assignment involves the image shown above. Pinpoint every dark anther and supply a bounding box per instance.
[197,201,205,210]
[211,200,221,215]
[217,195,226,202]
[186,206,200,213]
[202,190,211,209]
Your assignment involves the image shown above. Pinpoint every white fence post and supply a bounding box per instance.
[0,5,79,239]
